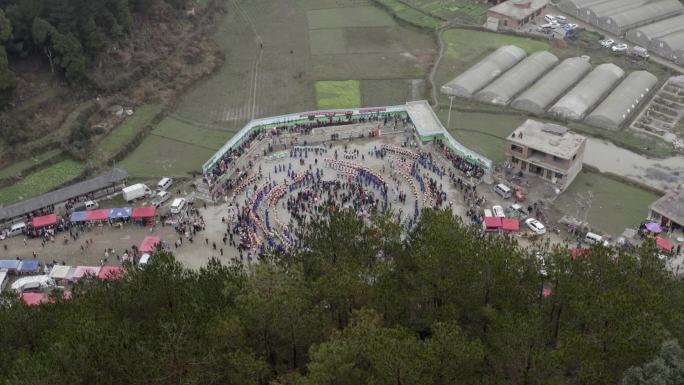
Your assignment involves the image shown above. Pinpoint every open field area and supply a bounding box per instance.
[315,80,361,109]
[97,104,164,160]
[118,0,437,178]
[554,170,659,236]
[0,159,85,205]
[0,149,62,179]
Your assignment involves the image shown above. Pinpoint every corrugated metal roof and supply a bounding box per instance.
[600,0,683,35]
[626,14,684,46]
[0,168,128,221]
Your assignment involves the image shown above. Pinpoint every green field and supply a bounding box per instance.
[118,135,215,178]
[399,0,487,25]
[151,117,232,150]
[554,170,658,236]
[443,29,550,60]
[316,80,361,109]
[97,104,163,158]
[307,6,395,29]
[0,149,63,179]
[0,159,85,205]
[373,0,441,29]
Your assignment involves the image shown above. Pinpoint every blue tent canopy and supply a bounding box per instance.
[108,207,132,219]
[0,260,20,270]
[70,211,88,222]
[17,259,40,273]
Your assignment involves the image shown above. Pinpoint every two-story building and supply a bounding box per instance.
[505,119,586,191]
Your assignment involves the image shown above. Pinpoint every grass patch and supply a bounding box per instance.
[443,29,550,60]
[307,6,395,29]
[554,170,658,236]
[0,149,63,179]
[315,80,361,109]
[373,0,441,29]
[151,117,232,150]
[0,159,86,205]
[98,104,163,159]
[119,135,215,178]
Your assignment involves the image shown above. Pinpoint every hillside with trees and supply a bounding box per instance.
[0,209,682,385]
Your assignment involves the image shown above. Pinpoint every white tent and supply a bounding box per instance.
[49,265,74,281]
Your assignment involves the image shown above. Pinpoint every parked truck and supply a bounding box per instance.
[122,183,153,202]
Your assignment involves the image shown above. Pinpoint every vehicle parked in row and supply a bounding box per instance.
[632,46,650,59]
[170,198,186,214]
[152,190,171,207]
[157,177,173,192]
[544,14,556,23]
[492,205,505,218]
[554,15,567,22]
[611,43,628,53]
[525,218,546,235]
[122,184,153,202]
[599,38,614,48]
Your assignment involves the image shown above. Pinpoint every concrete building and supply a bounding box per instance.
[652,29,684,63]
[585,70,658,130]
[511,57,592,115]
[557,0,609,17]
[579,0,646,24]
[475,51,558,105]
[599,0,684,36]
[549,63,624,120]
[487,0,549,28]
[649,189,684,231]
[441,45,526,98]
[626,14,684,48]
[505,119,586,190]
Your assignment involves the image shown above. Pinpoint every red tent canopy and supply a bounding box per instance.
[502,218,519,232]
[86,209,110,221]
[20,292,46,306]
[132,207,157,219]
[32,214,57,228]
[571,248,590,260]
[139,236,161,253]
[484,216,502,229]
[656,237,674,252]
[98,266,125,280]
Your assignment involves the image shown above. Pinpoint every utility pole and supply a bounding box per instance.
[446,96,454,129]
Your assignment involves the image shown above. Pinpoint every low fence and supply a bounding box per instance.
[202,103,494,175]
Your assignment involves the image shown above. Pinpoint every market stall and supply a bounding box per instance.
[17,259,40,274]
[69,211,88,223]
[139,236,161,253]
[132,207,156,226]
[72,266,102,281]
[98,266,124,280]
[32,214,57,229]
[502,218,520,232]
[86,209,111,222]
[483,216,502,232]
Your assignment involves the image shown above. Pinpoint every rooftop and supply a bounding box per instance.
[405,100,444,138]
[650,189,684,226]
[507,119,586,160]
[489,0,549,19]
[0,168,128,221]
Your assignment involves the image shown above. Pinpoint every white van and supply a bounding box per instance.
[157,177,173,192]
[170,198,186,214]
[584,232,604,245]
[153,190,171,207]
[84,200,99,210]
[494,184,512,199]
[6,222,27,237]
[139,253,151,267]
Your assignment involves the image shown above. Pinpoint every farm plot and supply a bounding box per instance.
[0,159,85,205]
[0,149,62,179]
[151,117,232,150]
[97,104,163,159]
[554,170,659,236]
[315,81,361,109]
[119,135,215,178]
[307,6,395,29]
[401,0,488,25]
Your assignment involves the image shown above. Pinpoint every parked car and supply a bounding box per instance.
[492,205,505,218]
[525,218,546,235]
[544,14,556,23]
[599,38,614,48]
[632,46,650,58]
[565,23,578,29]
[152,190,171,207]
[554,15,567,22]
[611,43,628,53]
